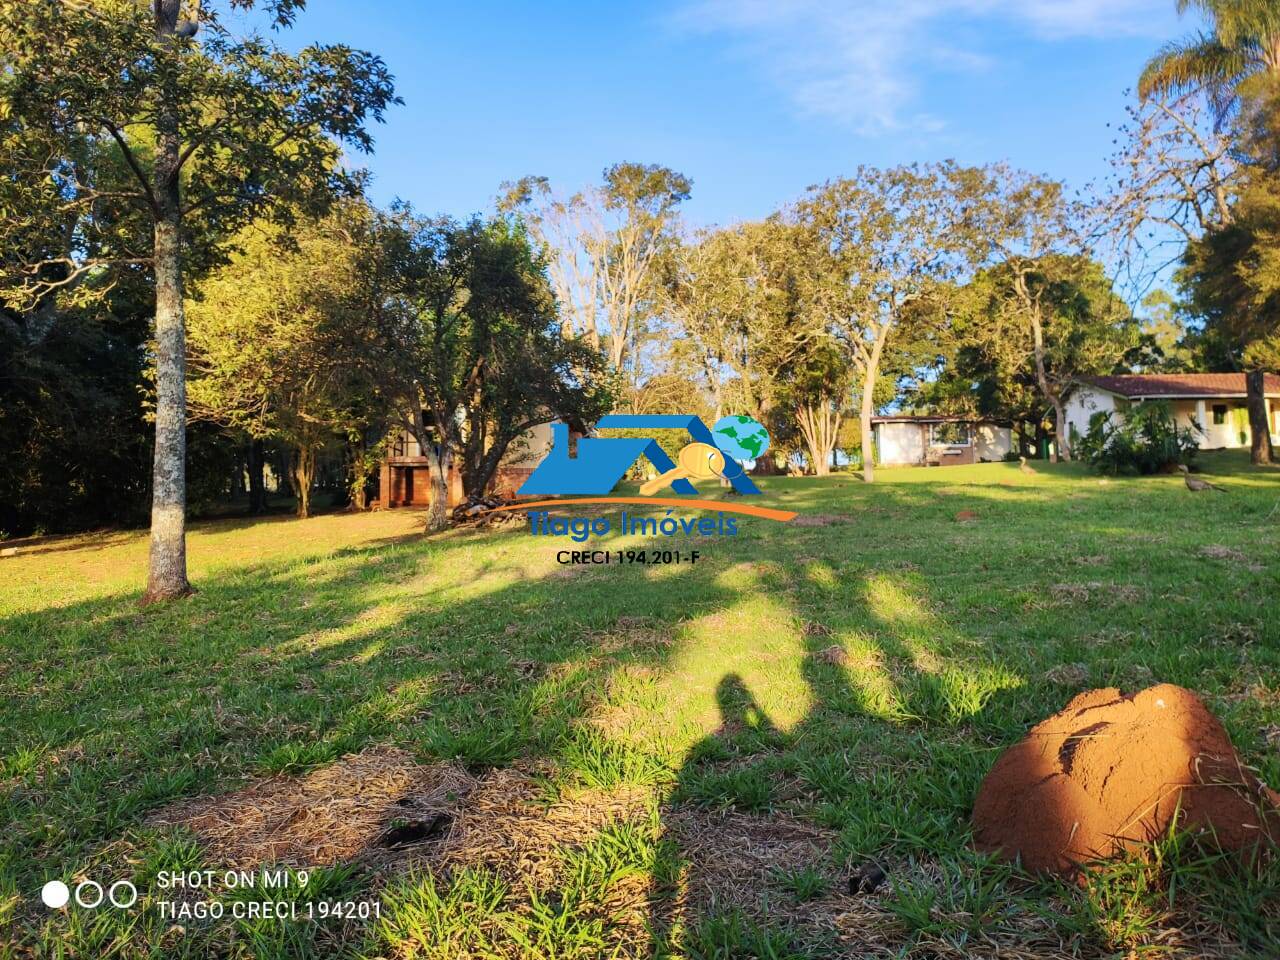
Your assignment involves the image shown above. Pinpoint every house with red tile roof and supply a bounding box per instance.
[1063,374,1280,450]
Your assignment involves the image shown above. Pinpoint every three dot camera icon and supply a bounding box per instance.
[41,878,137,910]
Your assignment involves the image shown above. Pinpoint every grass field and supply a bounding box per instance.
[2,452,1279,958]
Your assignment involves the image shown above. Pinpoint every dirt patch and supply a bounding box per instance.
[1045,581,1143,606]
[663,804,848,915]
[145,747,1178,957]
[953,510,979,523]
[1199,544,1263,571]
[791,514,854,527]
[440,768,653,888]
[813,644,848,665]
[1210,621,1261,645]
[1045,662,1089,686]
[148,747,477,869]
[973,684,1280,875]
[588,619,674,657]
[1070,555,1107,567]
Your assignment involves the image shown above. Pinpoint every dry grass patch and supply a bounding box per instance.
[587,617,674,657]
[1045,662,1090,686]
[1043,582,1144,607]
[790,514,855,527]
[1199,544,1263,571]
[149,747,476,870]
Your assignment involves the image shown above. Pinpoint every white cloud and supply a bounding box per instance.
[672,0,1174,134]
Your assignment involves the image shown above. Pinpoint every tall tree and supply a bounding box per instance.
[0,0,397,599]
[775,337,849,476]
[951,254,1138,457]
[1139,0,1280,123]
[187,208,390,519]
[1101,90,1238,284]
[1138,0,1278,462]
[1179,167,1280,427]
[800,164,985,482]
[378,213,612,531]
[500,164,691,384]
[979,173,1100,460]
[663,220,819,464]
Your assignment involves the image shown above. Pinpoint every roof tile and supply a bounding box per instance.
[1082,373,1280,398]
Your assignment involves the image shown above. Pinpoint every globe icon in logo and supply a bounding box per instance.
[712,414,770,463]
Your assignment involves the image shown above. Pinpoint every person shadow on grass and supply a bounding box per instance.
[649,673,787,956]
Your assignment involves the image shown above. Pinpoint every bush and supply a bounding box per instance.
[1076,400,1200,475]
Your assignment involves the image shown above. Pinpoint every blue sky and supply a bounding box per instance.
[267,1,1196,228]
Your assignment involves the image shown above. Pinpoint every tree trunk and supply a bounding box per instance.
[1246,370,1275,465]
[425,446,450,531]
[858,335,886,483]
[291,445,316,519]
[247,438,268,514]
[1028,306,1069,462]
[859,392,875,483]
[348,439,370,512]
[798,402,838,478]
[1051,397,1069,462]
[143,0,191,603]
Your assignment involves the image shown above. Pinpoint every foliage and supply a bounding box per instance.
[1137,0,1279,465]
[186,206,392,518]
[951,253,1137,443]
[1099,88,1238,298]
[1077,400,1201,474]
[375,212,614,527]
[1129,289,1199,371]
[662,219,826,471]
[1179,118,1280,373]
[1138,0,1280,126]
[772,336,850,475]
[0,0,399,303]
[0,0,399,598]
[500,163,691,383]
[0,296,151,536]
[796,164,990,481]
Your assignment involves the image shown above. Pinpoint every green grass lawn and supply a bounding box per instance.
[2,452,1279,958]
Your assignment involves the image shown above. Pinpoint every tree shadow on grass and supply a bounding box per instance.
[4,472,1279,956]
[0,517,779,954]
[637,473,1280,957]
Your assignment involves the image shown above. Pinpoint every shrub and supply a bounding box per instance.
[1076,400,1200,475]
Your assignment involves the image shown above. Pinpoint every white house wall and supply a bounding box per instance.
[975,425,1012,461]
[1063,387,1116,445]
[1065,387,1274,450]
[877,422,926,465]
[1177,399,1249,448]
[503,420,557,465]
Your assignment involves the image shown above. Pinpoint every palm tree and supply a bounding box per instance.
[1139,1,1280,121]
[1139,0,1280,465]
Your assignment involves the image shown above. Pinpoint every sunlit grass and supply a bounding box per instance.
[2,451,1278,956]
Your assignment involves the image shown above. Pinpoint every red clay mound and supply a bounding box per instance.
[973,684,1280,875]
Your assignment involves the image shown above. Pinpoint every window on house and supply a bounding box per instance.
[1212,404,1227,425]
[930,421,971,445]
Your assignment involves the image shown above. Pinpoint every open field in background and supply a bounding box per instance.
[2,451,1279,958]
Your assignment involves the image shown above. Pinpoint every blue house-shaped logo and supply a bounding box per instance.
[518,415,762,496]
